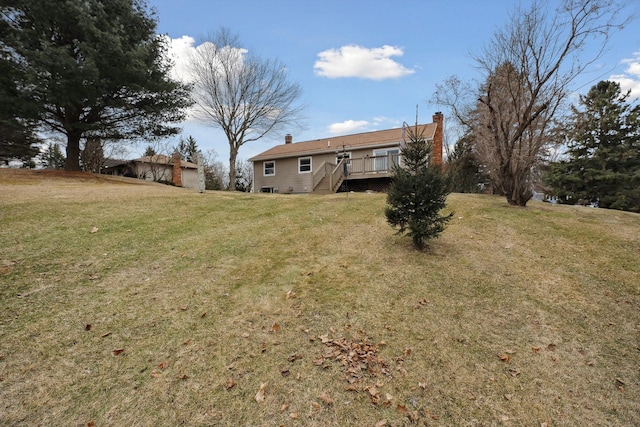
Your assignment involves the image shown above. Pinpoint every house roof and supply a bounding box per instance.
[250,123,436,161]
[133,155,198,169]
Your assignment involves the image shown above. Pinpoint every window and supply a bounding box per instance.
[336,152,351,164]
[373,149,400,171]
[298,157,312,173]
[264,161,275,176]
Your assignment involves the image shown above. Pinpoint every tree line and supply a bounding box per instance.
[1,0,304,190]
[433,0,638,212]
[2,0,636,209]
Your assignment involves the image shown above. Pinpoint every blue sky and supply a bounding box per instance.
[148,0,640,163]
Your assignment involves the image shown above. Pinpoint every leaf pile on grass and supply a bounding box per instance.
[315,332,390,385]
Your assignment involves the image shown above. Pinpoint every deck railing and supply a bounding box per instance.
[311,154,400,192]
[344,153,400,178]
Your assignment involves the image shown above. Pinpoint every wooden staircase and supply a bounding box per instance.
[313,174,344,194]
[312,160,346,194]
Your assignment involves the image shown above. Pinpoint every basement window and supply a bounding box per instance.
[264,161,275,176]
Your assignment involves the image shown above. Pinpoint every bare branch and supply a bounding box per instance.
[187,28,306,188]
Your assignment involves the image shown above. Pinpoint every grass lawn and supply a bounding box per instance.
[1,169,639,426]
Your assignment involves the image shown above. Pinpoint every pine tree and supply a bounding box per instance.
[385,128,453,250]
[1,0,191,171]
[176,136,199,163]
[545,81,640,212]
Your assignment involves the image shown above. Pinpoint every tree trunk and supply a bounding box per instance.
[228,147,238,191]
[65,130,83,171]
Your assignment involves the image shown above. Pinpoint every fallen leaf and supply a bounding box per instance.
[375,420,388,427]
[112,348,124,356]
[318,392,334,405]
[90,227,99,233]
[179,374,188,380]
[508,368,521,377]
[532,346,541,352]
[101,332,111,338]
[183,338,192,345]
[271,322,281,333]
[226,378,236,390]
[87,422,95,427]
[286,290,296,299]
[547,343,557,351]
[261,342,267,353]
[85,324,92,331]
[180,305,188,311]
[396,403,407,415]
[157,361,168,369]
[505,349,516,354]
[242,332,250,338]
[279,403,289,412]
[289,411,299,419]
[201,311,207,318]
[255,382,267,402]
[280,369,290,377]
[498,354,510,363]
[287,353,303,362]
[366,385,379,397]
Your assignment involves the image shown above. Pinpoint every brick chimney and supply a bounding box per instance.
[172,152,182,187]
[431,112,444,166]
[285,134,292,144]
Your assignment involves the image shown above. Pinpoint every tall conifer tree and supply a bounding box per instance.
[545,81,640,212]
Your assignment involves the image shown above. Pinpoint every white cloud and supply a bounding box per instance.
[328,120,370,134]
[314,45,415,80]
[164,35,197,83]
[610,51,640,100]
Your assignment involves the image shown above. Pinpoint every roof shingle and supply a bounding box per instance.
[250,124,436,161]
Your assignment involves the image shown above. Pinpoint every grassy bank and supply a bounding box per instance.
[1,170,639,426]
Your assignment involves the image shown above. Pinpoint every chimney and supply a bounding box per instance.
[431,112,444,166]
[285,134,292,144]
[172,152,183,187]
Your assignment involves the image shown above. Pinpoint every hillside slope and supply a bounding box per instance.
[1,170,639,426]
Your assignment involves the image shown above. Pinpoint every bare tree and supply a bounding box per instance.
[234,158,254,192]
[138,140,173,182]
[187,28,306,189]
[434,0,629,206]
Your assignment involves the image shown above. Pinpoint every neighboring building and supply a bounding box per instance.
[101,153,199,188]
[250,112,444,194]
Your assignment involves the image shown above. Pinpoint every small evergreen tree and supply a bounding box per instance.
[143,145,157,157]
[385,128,453,250]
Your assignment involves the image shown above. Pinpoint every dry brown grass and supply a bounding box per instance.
[1,169,639,426]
